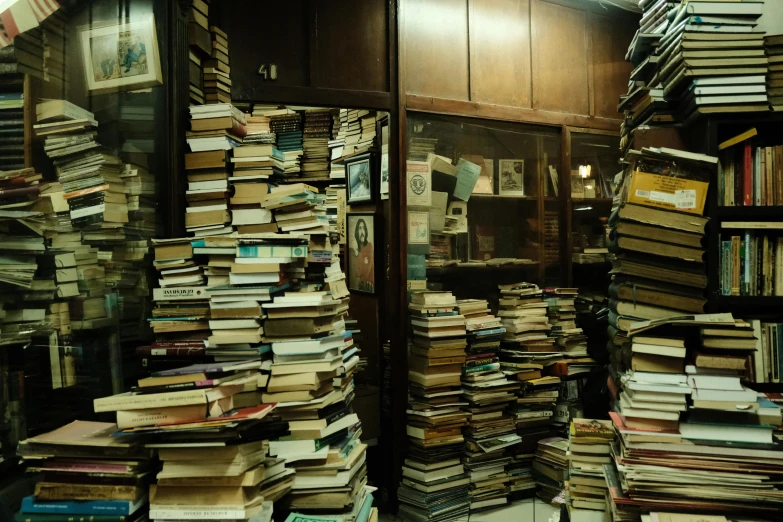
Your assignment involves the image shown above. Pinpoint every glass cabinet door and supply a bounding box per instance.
[569,130,621,291]
[405,113,562,298]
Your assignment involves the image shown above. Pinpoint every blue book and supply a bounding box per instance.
[21,496,147,516]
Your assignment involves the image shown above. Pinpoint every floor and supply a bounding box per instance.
[379,498,560,522]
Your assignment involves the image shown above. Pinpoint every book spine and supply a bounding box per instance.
[721,240,731,296]
[718,154,725,206]
[777,238,783,296]
[744,141,753,206]
[755,146,762,207]
[464,363,500,374]
[21,497,131,516]
[742,232,750,296]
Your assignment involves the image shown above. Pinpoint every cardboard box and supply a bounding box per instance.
[624,169,708,216]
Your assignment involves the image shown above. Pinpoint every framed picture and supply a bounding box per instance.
[498,159,525,196]
[345,153,375,205]
[80,16,163,94]
[347,212,378,294]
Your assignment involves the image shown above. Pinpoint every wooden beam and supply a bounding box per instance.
[232,85,391,111]
[406,94,622,131]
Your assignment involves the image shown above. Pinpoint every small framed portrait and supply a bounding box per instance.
[80,16,163,94]
[345,153,375,205]
[347,212,377,294]
[498,159,525,196]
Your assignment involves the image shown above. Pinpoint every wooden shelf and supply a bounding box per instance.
[427,263,539,275]
[716,295,783,308]
[470,195,554,201]
[716,206,783,219]
[572,198,613,205]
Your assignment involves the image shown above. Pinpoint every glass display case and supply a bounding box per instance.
[0,0,174,448]
[405,113,562,298]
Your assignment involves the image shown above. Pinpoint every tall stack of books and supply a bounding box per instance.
[498,282,554,350]
[187,0,210,105]
[301,109,332,180]
[605,314,783,520]
[204,26,231,104]
[399,291,470,522]
[766,35,783,111]
[329,111,346,180]
[621,0,768,143]
[455,299,523,512]
[0,84,23,170]
[532,435,568,504]
[607,147,713,381]
[565,419,612,522]
[16,421,153,522]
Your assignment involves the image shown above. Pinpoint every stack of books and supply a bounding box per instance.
[532,436,568,504]
[186,0,211,105]
[0,83,23,170]
[328,111,346,180]
[16,421,152,522]
[457,299,520,512]
[621,0,768,144]
[204,26,231,104]
[244,108,276,145]
[187,103,246,152]
[605,313,783,519]
[565,419,612,522]
[270,112,303,177]
[147,238,212,371]
[400,291,470,522]
[766,35,783,111]
[497,282,554,349]
[608,147,714,379]
[545,288,590,359]
[184,149,231,237]
[301,109,332,180]
[408,137,437,162]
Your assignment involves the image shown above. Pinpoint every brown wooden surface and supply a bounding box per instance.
[589,12,635,120]
[469,0,532,108]
[406,94,622,131]
[403,0,470,101]
[313,0,389,91]
[531,0,588,115]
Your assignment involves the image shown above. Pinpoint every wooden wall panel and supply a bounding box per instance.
[218,1,310,97]
[590,13,635,119]
[313,0,389,91]
[403,0,470,101]
[530,0,589,115]
[468,0,532,108]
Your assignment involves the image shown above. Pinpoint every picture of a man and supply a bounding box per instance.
[349,217,374,293]
[123,35,146,74]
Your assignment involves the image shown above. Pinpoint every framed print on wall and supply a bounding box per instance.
[345,153,375,205]
[80,16,163,94]
[347,212,377,294]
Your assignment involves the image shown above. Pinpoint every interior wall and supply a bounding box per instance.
[402,0,636,121]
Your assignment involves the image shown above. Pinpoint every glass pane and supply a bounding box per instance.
[569,132,621,291]
[405,112,562,297]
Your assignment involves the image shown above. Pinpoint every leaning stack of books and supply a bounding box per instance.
[203,26,231,105]
[456,299,521,512]
[565,419,612,521]
[399,291,470,522]
[607,147,713,382]
[270,112,304,178]
[606,314,783,519]
[766,35,783,111]
[187,103,246,153]
[532,436,568,505]
[301,109,332,180]
[16,421,153,522]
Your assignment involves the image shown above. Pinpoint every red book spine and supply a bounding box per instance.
[744,141,753,206]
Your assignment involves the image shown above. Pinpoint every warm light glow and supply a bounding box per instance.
[578,165,591,178]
